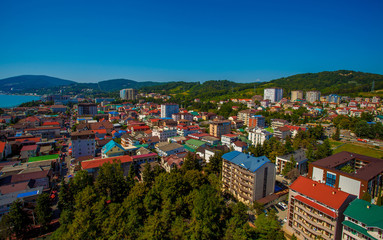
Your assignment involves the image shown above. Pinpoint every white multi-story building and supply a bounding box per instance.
[120,88,137,100]
[161,104,179,118]
[305,91,321,103]
[248,128,272,146]
[71,130,96,159]
[152,127,178,142]
[264,88,283,103]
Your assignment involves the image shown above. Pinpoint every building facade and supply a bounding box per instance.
[342,199,383,240]
[120,88,137,100]
[248,115,266,128]
[209,120,231,137]
[71,130,96,159]
[248,128,272,146]
[286,176,355,240]
[308,151,383,198]
[291,90,304,102]
[222,151,275,204]
[161,104,179,118]
[78,103,98,116]
[306,91,321,104]
[264,88,283,103]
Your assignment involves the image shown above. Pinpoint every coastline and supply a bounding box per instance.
[0,94,42,108]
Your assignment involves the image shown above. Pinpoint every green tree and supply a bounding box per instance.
[182,152,201,172]
[252,201,265,215]
[142,161,154,184]
[282,155,296,176]
[2,200,32,239]
[95,160,128,203]
[35,193,52,232]
[58,180,74,211]
[332,127,340,141]
[189,185,224,240]
[206,151,225,175]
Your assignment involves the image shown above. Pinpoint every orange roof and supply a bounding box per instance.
[15,137,41,143]
[92,129,107,134]
[81,155,133,170]
[42,121,60,126]
[0,141,5,153]
[289,176,351,210]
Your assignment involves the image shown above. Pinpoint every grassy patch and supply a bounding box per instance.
[333,143,383,159]
[28,154,59,163]
[329,140,343,148]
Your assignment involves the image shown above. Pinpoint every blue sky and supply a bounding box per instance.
[0,0,382,83]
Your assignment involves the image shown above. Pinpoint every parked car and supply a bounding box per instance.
[278,202,287,210]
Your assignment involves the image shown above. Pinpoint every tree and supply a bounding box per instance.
[284,136,293,153]
[95,160,128,203]
[182,152,201,172]
[72,170,93,192]
[35,193,52,232]
[142,161,154,184]
[58,180,74,211]
[332,127,340,141]
[252,201,265,215]
[1,200,32,239]
[206,151,224,175]
[189,185,224,240]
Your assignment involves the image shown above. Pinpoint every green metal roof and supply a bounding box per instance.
[190,111,199,116]
[343,199,383,230]
[342,220,377,240]
[185,139,206,149]
[265,127,274,133]
[183,144,196,152]
[28,154,59,163]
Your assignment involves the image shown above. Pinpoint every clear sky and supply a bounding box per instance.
[0,0,382,83]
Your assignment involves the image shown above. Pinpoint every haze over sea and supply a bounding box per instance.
[0,94,40,108]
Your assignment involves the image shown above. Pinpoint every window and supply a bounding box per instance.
[326,173,336,187]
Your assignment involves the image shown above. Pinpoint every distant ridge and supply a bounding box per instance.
[1,70,383,95]
[0,75,76,92]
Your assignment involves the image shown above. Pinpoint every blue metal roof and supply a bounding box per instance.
[222,151,270,172]
[17,190,39,198]
[102,140,125,153]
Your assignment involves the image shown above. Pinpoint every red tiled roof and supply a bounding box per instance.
[290,176,350,210]
[11,170,50,183]
[92,129,107,134]
[20,145,38,152]
[294,195,337,218]
[42,121,60,126]
[223,134,238,138]
[15,137,41,143]
[81,155,133,170]
[0,141,5,153]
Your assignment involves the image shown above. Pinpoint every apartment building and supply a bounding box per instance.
[287,176,355,240]
[78,103,98,116]
[308,151,383,198]
[264,88,283,103]
[152,127,177,142]
[291,90,304,102]
[248,128,272,146]
[120,88,137,100]
[222,151,275,204]
[237,109,257,126]
[275,148,308,174]
[306,91,321,104]
[209,120,231,137]
[71,130,96,160]
[248,115,266,128]
[342,199,383,240]
[161,104,179,118]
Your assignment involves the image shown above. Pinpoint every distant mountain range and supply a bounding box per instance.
[1,70,382,97]
[0,75,166,93]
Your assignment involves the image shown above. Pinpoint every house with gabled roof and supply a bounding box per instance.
[101,140,126,158]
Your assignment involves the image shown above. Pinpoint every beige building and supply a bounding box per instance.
[222,151,275,205]
[120,88,137,100]
[291,90,304,102]
[209,120,231,137]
